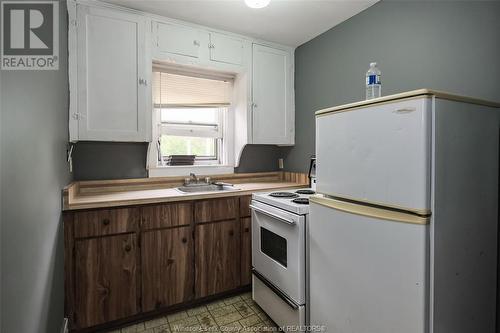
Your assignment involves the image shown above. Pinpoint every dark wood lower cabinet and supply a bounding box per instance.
[74,233,138,329]
[195,220,241,298]
[141,226,194,311]
[240,217,252,286]
[66,196,254,331]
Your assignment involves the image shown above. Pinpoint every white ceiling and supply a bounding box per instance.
[102,0,379,47]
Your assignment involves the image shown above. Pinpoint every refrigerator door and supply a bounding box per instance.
[316,96,432,214]
[309,196,430,333]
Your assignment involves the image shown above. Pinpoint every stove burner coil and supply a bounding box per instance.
[295,189,316,195]
[292,198,310,205]
[269,192,299,198]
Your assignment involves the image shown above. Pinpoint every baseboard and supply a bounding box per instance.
[61,318,69,333]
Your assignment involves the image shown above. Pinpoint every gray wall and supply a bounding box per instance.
[72,143,284,180]
[0,1,71,332]
[72,142,149,180]
[286,0,500,172]
[234,145,283,173]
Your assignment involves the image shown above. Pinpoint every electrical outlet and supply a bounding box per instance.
[278,158,284,169]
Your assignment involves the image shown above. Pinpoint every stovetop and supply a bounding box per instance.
[252,188,315,215]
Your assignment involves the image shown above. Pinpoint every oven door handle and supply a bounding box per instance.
[252,269,299,310]
[249,205,296,225]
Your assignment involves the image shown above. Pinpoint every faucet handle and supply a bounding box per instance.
[205,177,211,184]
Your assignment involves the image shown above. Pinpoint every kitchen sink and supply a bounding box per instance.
[176,183,239,193]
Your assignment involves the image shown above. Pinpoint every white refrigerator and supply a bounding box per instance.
[309,89,500,333]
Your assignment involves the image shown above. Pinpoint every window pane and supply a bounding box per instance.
[160,108,219,124]
[160,135,216,158]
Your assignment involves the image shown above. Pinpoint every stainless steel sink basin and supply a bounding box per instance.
[176,183,238,193]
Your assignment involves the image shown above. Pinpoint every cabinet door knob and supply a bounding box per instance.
[193,40,200,46]
[182,237,187,243]
[102,218,110,226]
[125,244,132,252]
[244,227,250,232]
[229,230,234,236]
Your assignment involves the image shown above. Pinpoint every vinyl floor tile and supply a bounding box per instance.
[102,292,277,333]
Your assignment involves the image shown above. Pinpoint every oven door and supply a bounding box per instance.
[251,200,306,305]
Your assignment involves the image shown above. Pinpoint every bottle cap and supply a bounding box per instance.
[370,62,377,67]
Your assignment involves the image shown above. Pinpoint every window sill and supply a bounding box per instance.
[148,165,235,178]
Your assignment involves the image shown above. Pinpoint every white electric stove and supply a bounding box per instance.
[250,188,314,331]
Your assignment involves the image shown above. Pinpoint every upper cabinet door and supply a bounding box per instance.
[76,6,150,141]
[209,32,244,65]
[155,22,204,59]
[252,44,294,145]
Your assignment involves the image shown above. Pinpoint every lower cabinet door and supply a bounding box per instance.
[74,234,138,329]
[195,220,241,298]
[141,226,194,311]
[240,217,252,286]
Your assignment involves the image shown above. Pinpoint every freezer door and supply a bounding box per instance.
[316,97,432,214]
[309,197,429,333]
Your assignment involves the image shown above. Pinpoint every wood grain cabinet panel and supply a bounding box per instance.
[74,208,138,238]
[141,226,194,311]
[74,233,138,329]
[194,197,238,223]
[141,203,192,230]
[240,217,252,286]
[195,220,241,297]
[239,196,252,218]
[65,195,257,330]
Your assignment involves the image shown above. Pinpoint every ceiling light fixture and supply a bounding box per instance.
[244,0,270,9]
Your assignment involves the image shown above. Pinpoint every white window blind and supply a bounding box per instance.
[153,71,232,108]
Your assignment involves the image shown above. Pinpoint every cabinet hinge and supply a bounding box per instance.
[72,112,85,120]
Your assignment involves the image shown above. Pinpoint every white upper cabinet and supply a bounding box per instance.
[68,1,294,150]
[209,32,244,66]
[70,4,151,141]
[153,22,245,68]
[252,44,294,145]
[154,22,205,60]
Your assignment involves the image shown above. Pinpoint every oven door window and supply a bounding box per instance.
[260,227,287,267]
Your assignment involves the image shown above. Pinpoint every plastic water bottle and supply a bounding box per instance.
[365,62,381,100]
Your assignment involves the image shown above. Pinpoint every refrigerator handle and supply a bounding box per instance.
[309,195,430,225]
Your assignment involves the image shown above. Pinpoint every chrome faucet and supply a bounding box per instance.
[190,173,197,183]
[184,173,203,186]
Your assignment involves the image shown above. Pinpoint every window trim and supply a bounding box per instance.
[148,105,235,175]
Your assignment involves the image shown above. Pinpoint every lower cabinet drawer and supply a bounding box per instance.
[194,197,238,223]
[74,208,138,238]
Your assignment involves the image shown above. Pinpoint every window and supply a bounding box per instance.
[152,70,233,166]
[158,107,224,162]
